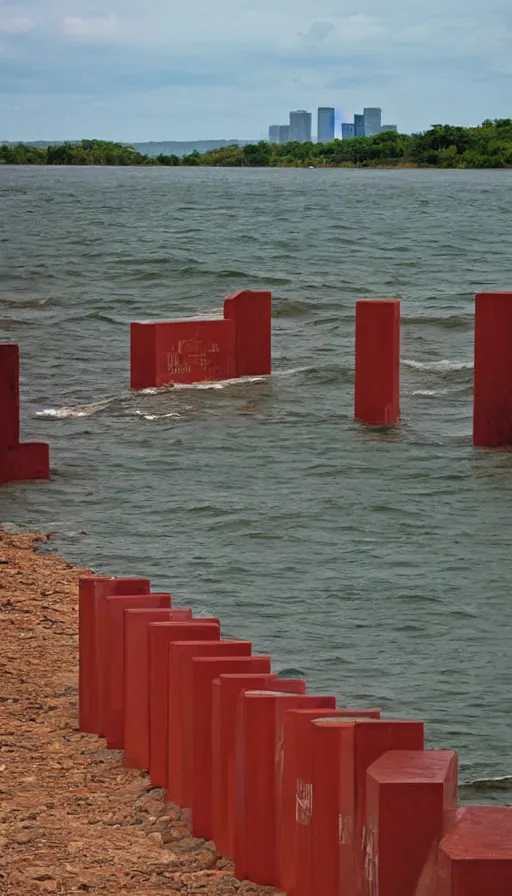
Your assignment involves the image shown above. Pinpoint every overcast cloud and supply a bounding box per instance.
[1,0,511,141]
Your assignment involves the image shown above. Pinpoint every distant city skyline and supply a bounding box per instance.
[268,106,397,143]
[1,0,511,142]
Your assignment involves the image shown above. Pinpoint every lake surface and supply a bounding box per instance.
[1,165,511,803]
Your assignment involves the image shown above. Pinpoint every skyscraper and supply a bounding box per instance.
[381,124,398,133]
[289,110,312,143]
[268,125,280,144]
[317,107,335,143]
[363,108,382,137]
[342,122,355,139]
[278,125,290,144]
[354,114,365,138]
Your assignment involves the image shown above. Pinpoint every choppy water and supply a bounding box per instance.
[1,165,512,804]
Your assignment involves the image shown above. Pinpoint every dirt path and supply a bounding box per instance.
[0,530,276,895]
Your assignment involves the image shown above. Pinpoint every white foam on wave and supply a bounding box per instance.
[134,411,181,421]
[36,397,115,419]
[411,389,448,397]
[401,358,473,373]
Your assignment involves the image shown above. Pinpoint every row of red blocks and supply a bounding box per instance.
[78,573,512,895]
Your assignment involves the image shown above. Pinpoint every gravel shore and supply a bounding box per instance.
[0,529,279,896]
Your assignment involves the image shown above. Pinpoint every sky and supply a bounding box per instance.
[1,0,512,142]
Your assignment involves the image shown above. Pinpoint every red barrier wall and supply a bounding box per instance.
[148,620,221,787]
[354,299,400,426]
[473,291,512,447]
[130,290,272,389]
[166,640,252,808]
[77,570,512,895]
[102,593,174,746]
[189,655,272,840]
[78,575,151,734]
[435,807,512,895]
[279,709,381,896]
[123,607,188,769]
[235,690,336,887]
[0,343,50,483]
[366,749,458,896]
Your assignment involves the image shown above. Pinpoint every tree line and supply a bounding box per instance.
[2,122,512,169]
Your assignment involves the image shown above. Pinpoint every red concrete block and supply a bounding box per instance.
[0,343,50,484]
[78,575,151,734]
[224,290,272,377]
[334,719,424,896]
[212,675,306,859]
[96,591,173,738]
[435,807,512,896]
[354,299,400,426]
[130,289,272,389]
[189,656,272,840]
[365,749,458,896]
[212,673,278,857]
[147,619,221,787]
[123,607,187,768]
[130,318,236,389]
[278,708,381,896]
[0,343,20,449]
[235,691,336,888]
[473,292,512,447]
[166,640,252,808]
[103,595,178,749]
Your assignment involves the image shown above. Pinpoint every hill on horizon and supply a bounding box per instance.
[0,139,258,158]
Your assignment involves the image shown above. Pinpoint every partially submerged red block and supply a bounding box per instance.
[123,607,192,769]
[435,807,512,895]
[211,674,306,859]
[234,690,336,888]
[148,619,221,787]
[279,708,381,896]
[473,292,512,447]
[130,289,272,389]
[354,299,400,426]
[0,343,50,483]
[103,596,179,749]
[166,639,252,808]
[366,749,458,896]
[78,575,151,734]
[189,655,272,840]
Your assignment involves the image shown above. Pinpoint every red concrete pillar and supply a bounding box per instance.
[96,591,173,738]
[147,619,221,787]
[211,674,305,859]
[473,292,512,447]
[279,709,381,896]
[335,719,424,896]
[166,639,252,808]
[354,299,400,426]
[103,593,175,748]
[0,343,20,450]
[224,290,272,377]
[234,690,336,888]
[78,575,150,734]
[0,343,50,483]
[123,607,186,768]
[366,749,458,896]
[189,655,272,840]
[435,807,512,896]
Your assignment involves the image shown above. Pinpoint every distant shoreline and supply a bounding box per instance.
[2,122,512,169]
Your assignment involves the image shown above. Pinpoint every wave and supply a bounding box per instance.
[402,313,473,330]
[411,389,448,397]
[401,359,473,373]
[35,397,118,419]
[459,776,512,793]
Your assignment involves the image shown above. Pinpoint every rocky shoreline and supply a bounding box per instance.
[0,528,278,895]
